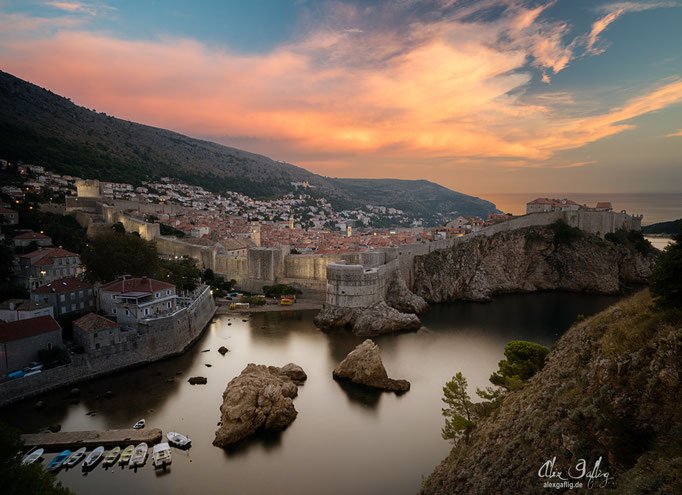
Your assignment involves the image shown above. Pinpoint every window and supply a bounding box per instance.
[79,290,84,297]
[71,304,76,311]
[47,343,53,350]
[111,294,115,300]
[88,289,93,295]
[58,258,62,265]
[143,308,149,316]
[70,292,75,300]
[80,302,84,309]
[61,306,66,313]
[125,309,130,316]
[89,299,93,306]
[112,308,116,314]
[60,294,65,302]
[155,292,160,298]
[166,290,170,295]
[95,343,100,350]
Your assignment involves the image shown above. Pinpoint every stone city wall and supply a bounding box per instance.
[0,286,215,408]
[101,205,160,241]
[325,262,386,308]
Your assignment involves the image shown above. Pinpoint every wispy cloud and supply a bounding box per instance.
[666,129,682,137]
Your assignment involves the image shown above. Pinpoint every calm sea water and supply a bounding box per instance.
[1,293,624,495]
[486,192,682,226]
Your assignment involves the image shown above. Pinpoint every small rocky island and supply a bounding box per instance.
[333,339,410,392]
[213,363,307,447]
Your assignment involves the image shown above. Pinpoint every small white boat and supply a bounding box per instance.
[152,442,172,469]
[166,431,191,448]
[133,419,145,429]
[129,442,148,468]
[102,446,121,466]
[65,447,87,467]
[83,446,104,468]
[22,447,44,465]
[119,445,135,465]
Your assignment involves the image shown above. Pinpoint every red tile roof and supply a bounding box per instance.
[0,315,61,343]
[14,231,51,240]
[16,247,78,267]
[596,202,612,208]
[99,277,175,293]
[33,278,93,294]
[73,313,118,333]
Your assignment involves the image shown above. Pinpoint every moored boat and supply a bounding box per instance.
[65,447,87,468]
[83,446,104,468]
[22,447,44,465]
[166,431,191,448]
[133,419,145,429]
[102,446,121,466]
[129,442,148,468]
[152,442,172,469]
[46,450,70,472]
[119,445,135,465]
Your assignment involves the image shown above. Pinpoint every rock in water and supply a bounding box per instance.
[314,301,421,337]
[333,339,410,392]
[188,376,208,385]
[280,363,308,383]
[218,346,229,355]
[213,363,305,447]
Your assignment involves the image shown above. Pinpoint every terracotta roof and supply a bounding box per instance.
[596,202,612,208]
[73,313,118,333]
[16,247,78,267]
[99,277,175,293]
[0,208,17,213]
[0,315,61,343]
[0,299,52,311]
[14,231,51,240]
[33,278,93,294]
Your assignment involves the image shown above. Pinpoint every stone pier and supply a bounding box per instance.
[22,428,163,451]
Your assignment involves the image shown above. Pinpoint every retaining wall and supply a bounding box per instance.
[0,286,216,408]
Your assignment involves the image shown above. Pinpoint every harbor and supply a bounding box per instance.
[22,428,163,451]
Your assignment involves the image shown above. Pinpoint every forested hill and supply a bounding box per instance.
[0,70,497,222]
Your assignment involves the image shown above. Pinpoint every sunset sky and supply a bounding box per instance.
[1,0,681,195]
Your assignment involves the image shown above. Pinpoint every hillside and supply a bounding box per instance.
[421,290,682,494]
[642,219,681,235]
[0,70,497,223]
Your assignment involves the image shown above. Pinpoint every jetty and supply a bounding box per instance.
[21,428,163,452]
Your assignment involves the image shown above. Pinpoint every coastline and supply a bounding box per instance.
[215,298,323,314]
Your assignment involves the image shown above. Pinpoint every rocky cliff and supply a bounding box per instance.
[412,225,657,303]
[421,290,682,494]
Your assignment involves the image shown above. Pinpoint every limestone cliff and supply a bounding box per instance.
[421,291,682,494]
[412,225,657,303]
[313,301,421,337]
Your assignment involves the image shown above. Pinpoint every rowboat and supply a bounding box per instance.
[133,419,145,429]
[102,446,121,466]
[83,446,104,468]
[21,447,44,465]
[129,442,148,468]
[152,442,172,469]
[65,447,87,467]
[46,450,70,472]
[119,445,135,465]
[166,431,191,448]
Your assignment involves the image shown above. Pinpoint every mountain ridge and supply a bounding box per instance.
[0,70,497,223]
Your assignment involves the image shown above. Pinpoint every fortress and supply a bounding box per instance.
[66,181,643,308]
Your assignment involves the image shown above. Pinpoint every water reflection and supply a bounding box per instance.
[0,291,625,495]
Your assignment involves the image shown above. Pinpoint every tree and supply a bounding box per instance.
[81,232,160,282]
[490,341,550,391]
[161,257,200,291]
[0,422,73,495]
[111,222,126,234]
[0,243,13,281]
[202,268,215,282]
[649,225,682,309]
[441,372,475,444]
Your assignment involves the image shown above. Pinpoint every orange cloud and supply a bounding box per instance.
[1,3,681,180]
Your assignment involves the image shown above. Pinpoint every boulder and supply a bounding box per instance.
[213,363,305,447]
[314,301,421,337]
[333,339,410,392]
[188,376,208,385]
[384,275,429,314]
[280,363,308,383]
[218,346,229,355]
